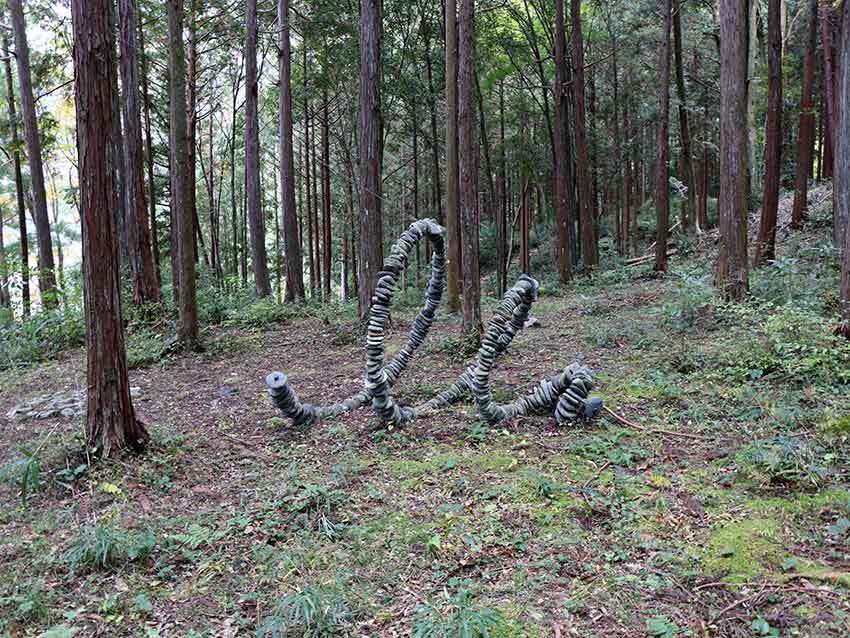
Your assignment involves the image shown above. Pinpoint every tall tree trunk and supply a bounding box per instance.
[311,109,322,297]
[716,0,750,300]
[839,0,850,333]
[445,0,461,312]
[138,20,162,290]
[571,0,596,269]
[673,0,697,233]
[837,0,850,299]
[458,0,481,335]
[245,0,271,297]
[71,0,148,458]
[2,34,30,317]
[168,0,199,347]
[108,1,128,266]
[8,0,57,309]
[423,17,443,223]
[358,0,383,319]
[553,0,573,282]
[654,0,673,272]
[0,210,8,311]
[754,0,783,267]
[791,0,819,228]
[496,81,507,296]
[321,91,332,299]
[118,0,160,306]
[278,0,304,301]
[746,0,759,199]
[821,3,837,186]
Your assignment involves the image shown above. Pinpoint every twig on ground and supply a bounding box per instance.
[603,406,709,440]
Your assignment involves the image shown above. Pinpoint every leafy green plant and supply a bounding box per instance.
[64,525,156,573]
[412,586,509,638]
[736,437,830,490]
[257,586,355,637]
[0,579,51,624]
[646,616,679,638]
[0,447,42,506]
[0,310,85,369]
[282,465,346,539]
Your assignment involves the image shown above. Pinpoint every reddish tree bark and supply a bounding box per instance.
[245,0,271,297]
[716,0,750,300]
[754,0,783,267]
[553,0,573,281]
[571,0,597,269]
[357,0,384,318]
[791,0,819,228]
[321,92,332,300]
[837,0,850,316]
[654,0,673,272]
[445,0,461,311]
[71,0,148,458]
[138,21,162,290]
[458,0,481,335]
[277,0,305,301]
[118,0,160,306]
[168,0,199,347]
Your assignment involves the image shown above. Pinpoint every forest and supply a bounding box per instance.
[1,0,850,635]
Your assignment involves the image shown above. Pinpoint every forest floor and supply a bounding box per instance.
[1,194,850,638]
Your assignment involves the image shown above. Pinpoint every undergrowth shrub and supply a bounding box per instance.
[257,585,356,637]
[412,585,511,638]
[0,447,42,506]
[736,436,830,490]
[0,310,85,369]
[64,524,156,573]
[718,304,850,386]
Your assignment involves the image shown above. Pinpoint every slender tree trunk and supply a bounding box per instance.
[9,0,57,309]
[311,111,321,297]
[716,0,750,300]
[445,0,461,311]
[321,91,332,299]
[118,0,160,306]
[791,0,819,228]
[821,4,837,185]
[245,0,271,297]
[138,21,162,290]
[71,0,148,458]
[2,35,30,317]
[0,210,8,311]
[746,0,759,199]
[837,0,850,296]
[496,81,507,296]
[754,0,783,267]
[278,0,304,301]
[423,18,443,223]
[553,0,573,282]
[358,0,383,319]
[108,1,128,266]
[654,0,673,272]
[458,0,481,335]
[571,0,596,269]
[520,182,530,274]
[838,1,850,332]
[673,0,697,233]
[168,0,199,347]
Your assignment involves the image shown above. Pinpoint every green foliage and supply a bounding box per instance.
[0,447,42,506]
[646,616,679,638]
[736,437,830,490]
[718,304,850,386]
[0,310,85,369]
[64,524,156,573]
[0,579,51,624]
[412,586,509,638]
[282,464,346,539]
[663,273,715,331]
[257,585,355,637]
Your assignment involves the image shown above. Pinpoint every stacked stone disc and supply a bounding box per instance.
[266,218,602,430]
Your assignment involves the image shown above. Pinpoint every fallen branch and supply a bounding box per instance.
[603,406,709,440]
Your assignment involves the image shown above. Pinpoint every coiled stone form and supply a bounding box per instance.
[266,218,602,429]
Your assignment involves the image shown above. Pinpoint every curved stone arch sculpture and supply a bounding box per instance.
[266,219,602,429]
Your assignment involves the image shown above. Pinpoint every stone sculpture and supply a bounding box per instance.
[266,218,602,428]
